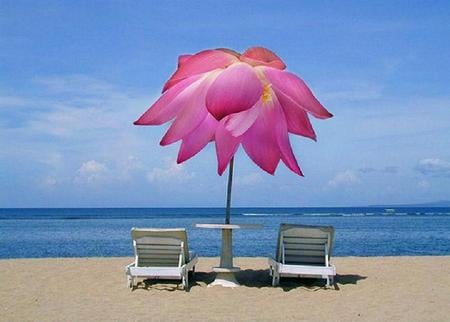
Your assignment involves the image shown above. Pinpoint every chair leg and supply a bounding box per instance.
[326,276,330,288]
[272,272,280,286]
[180,270,188,291]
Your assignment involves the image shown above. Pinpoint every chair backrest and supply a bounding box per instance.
[276,224,335,266]
[131,228,189,267]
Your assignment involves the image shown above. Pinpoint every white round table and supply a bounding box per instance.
[195,223,263,287]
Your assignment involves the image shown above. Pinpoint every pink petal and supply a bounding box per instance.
[160,71,220,146]
[134,74,203,125]
[177,54,193,67]
[261,67,332,119]
[241,103,280,175]
[206,63,263,120]
[216,48,240,57]
[271,94,303,176]
[273,87,316,140]
[163,49,238,92]
[215,117,241,175]
[177,113,218,163]
[224,102,261,137]
[240,47,286,69]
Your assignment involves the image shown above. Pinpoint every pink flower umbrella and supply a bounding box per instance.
[135,46,332,285]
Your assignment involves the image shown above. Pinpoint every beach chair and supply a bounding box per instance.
[125,228,198,290]
[268,224,336,287]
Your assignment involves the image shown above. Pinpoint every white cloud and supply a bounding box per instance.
[39,176,61,188]
[235,172,263,186]
[115,155,146,181]
[26,101,128,137]
[0,74,161,190]
[123,155,144,172]
[147,160,194,183]
[2,75,155,138]
[328,170,361,187]
[0,95,29,108]
[40,155,149,189]
[382,166,399,174]
[358,166,398,174]
[75,160,108,184]
[326,96,450,144]
[79,160,107,174]
[38,152,63,167]
[417,180,431,190]
[416,158,450,177]
[33,75,115,96]
[358,167,377,173]
[322,83,383,102]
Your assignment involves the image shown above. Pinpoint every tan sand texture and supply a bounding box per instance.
[1,257,449,321]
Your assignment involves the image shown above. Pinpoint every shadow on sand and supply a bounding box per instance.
[133,269,367,292]
[236,269,367,291]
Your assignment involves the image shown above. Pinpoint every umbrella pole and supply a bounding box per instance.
[210,157,248,286]
[225,157,234,224]
[220,157,234,268]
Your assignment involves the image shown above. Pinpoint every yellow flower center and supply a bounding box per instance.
[261,84,272,104]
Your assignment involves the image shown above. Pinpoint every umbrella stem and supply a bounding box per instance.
[225,157,234,224]
[220,157,234,269]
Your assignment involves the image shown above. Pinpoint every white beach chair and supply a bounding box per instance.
[268,224,336,287]
[125,228,198,290]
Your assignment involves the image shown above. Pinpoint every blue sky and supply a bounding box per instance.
[1,1,449,207]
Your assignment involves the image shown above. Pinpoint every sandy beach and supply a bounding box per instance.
[0,256,449,322]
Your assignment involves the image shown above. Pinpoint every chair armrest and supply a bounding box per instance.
[329,263,336,274]
[268,257,279,269]
[125,262,135,274]
[185,253,199,271]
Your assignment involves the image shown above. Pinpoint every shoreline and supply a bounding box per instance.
[1,255,449,263]
[1,256,449,321]
[1,254,450,260]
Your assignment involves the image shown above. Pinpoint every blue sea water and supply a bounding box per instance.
[1,207,449,258]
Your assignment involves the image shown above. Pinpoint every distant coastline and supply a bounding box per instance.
[369,200,450,208]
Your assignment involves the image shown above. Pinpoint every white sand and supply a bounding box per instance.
[0,256,449,321]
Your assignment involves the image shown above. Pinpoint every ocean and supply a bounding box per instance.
[1,207,449,258]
